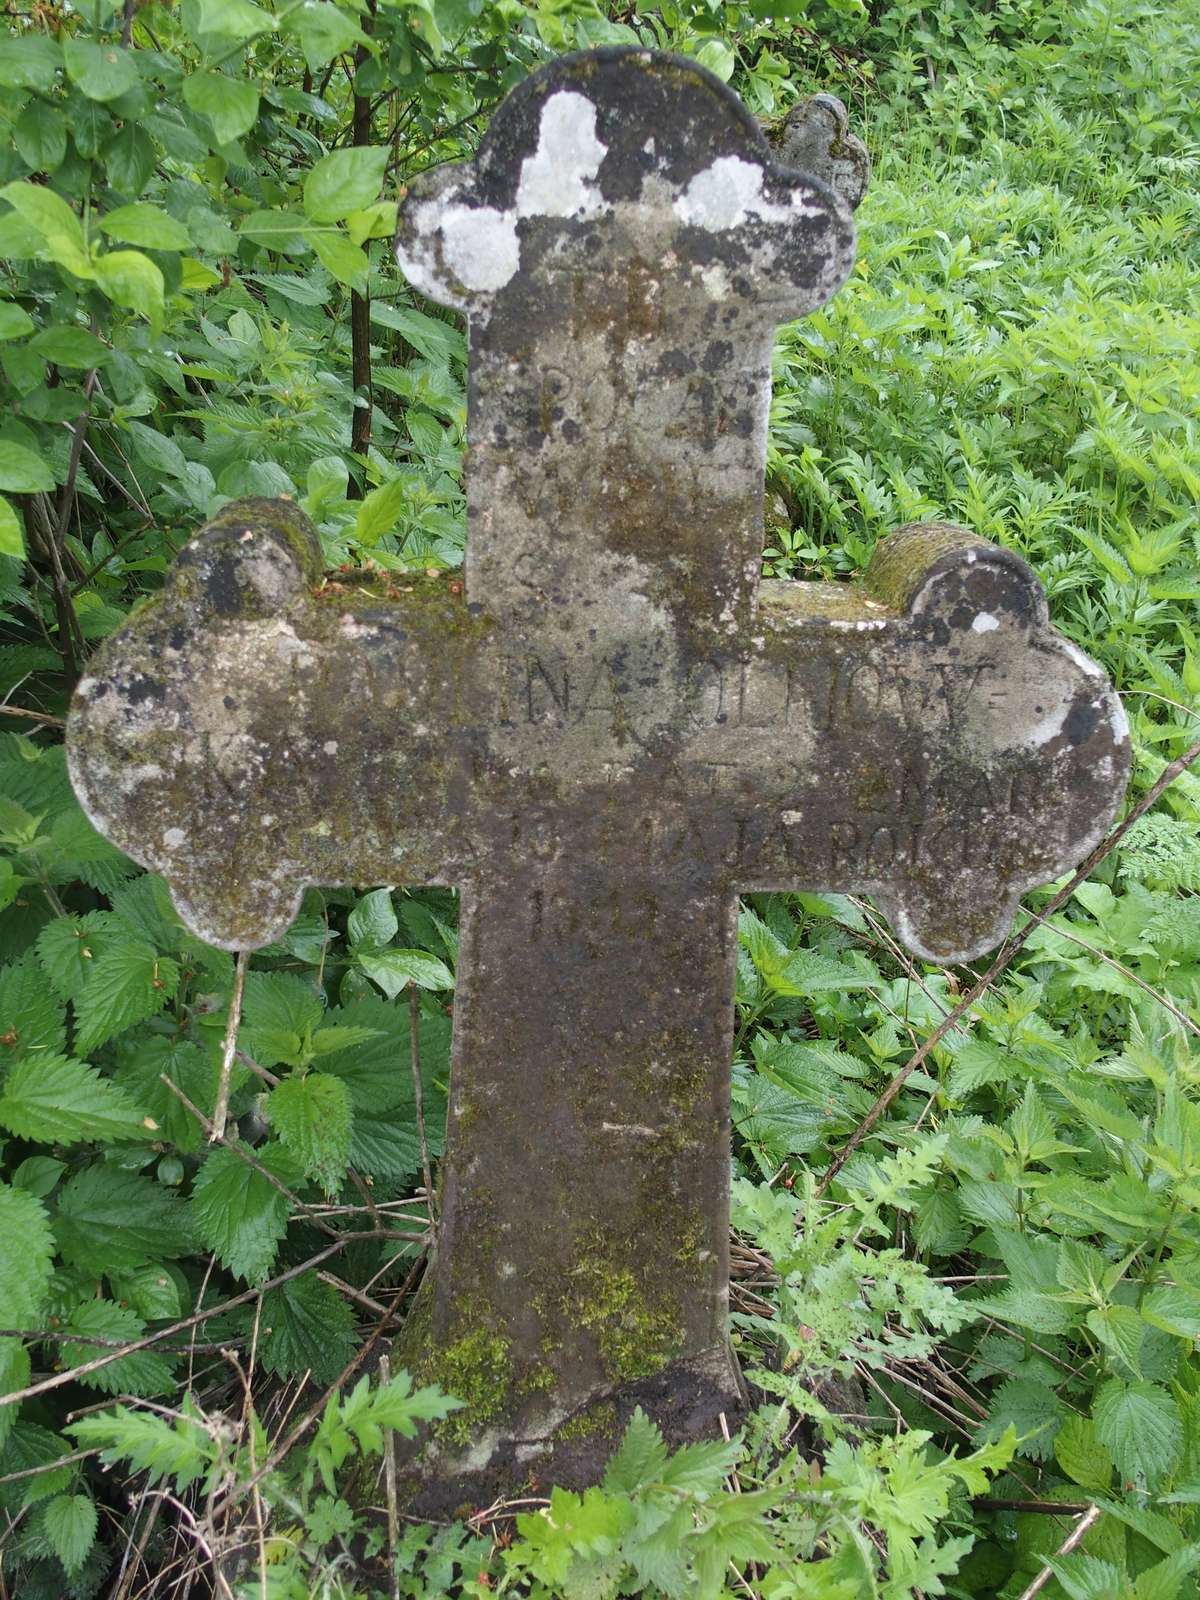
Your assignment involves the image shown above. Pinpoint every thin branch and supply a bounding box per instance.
[817,734,1200,1196]
[211,950,249,1141]
[0,704,65,727]
[1014,1503,1102,1600]
[410,983,436,1226]
[0,1238,360,1411]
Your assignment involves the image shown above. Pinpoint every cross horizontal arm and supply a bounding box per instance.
[68,501,493,949]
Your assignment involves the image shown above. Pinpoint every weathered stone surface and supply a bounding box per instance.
[67,46,1129,1507]
[769,93,870,211]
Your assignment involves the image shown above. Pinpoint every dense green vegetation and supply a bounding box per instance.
[2,0,1199,1593]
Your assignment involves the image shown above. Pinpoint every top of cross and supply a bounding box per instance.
[396,49,856,641]
[397,47,855,327]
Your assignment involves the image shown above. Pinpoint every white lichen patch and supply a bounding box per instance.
[436,203,520,295]
[516,91,607,220]
[163,827,186,849]
[972,612,1000,633]
[674,156,821,230]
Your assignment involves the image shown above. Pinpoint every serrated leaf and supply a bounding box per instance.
[109,1263,182,1321]
[0,1180,54,1328]
[1055,1414,1114,1493]
[1142,1286,1200,1339]
[0,1423,74,1511]
[1094,1379,1181,1487]
[603,1408,668,1493]
[0,952,67,1054]
[41,1491,97,1576]
[0,1053,146,1143]
[69,1398,212,1490]
[73,939,179,1053]
[190,1143,294,1282]
[243,970,323,1036]
[61,1301,175,1396]
[303,145,389,223]
[259,1271,357,1382]
[0,1341,30,1452]
[978,1377,1063,1461]
[113,1037,224,1154]
[55,1165,193,1273]
[267,1072,351,1194]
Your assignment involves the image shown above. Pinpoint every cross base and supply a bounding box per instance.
[392,1313,746,1517]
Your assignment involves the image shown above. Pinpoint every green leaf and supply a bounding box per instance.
[354,475,410,544]
[183,71,261,144]
[0,36,62,92]
[1142,1286,1200,1339]
[285,1,368,69]
[14,102,67,172]
[0,182,90,275]
[93,250,166,331]
[0,1341,30,1452]
[0,303,35,341]
[1055,1415,1113,1493]
[348,888,398,948]
[63,39,138,102]
[603,1407,669,1493]
[239,208,312,245]
[345,201,396,246]
[29,325,110,369]
[308,229,369,292]
[0,496,25,560]
[1094,1380,1182,1487]
[73,938,179,1053]
[193,0,276,40]
[0,439,53,494]
[113,1038,220,1154]
[191,1143,295,1282]
[40,1492,97,1577]
[0,954,66,1054]
[267,1072,352,1194]
[109,1262,183,1321]
[303,146,389,223]
[55,1165,193,1274]
[99,203,193,251]
[321,999,448,1115]
[356,947,454,998]
[36,913,108,1001]
[0,1424,75,1511]
[0,1054,147,1143]
[259,1270,357,1381]
[104,123,156,194]
[0,1181,55,1329]
[243,970,324,1035]
[68,1398,212,1490]
[61,1300,175,1395]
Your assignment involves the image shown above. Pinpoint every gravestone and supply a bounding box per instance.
[68,47,1129,1506]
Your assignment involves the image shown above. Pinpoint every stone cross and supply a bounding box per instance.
[68,47,1129,1506]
